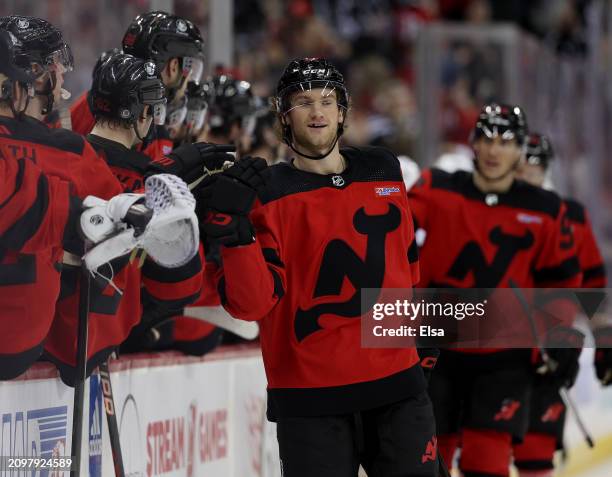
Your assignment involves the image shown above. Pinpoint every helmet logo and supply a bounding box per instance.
[176,20,188,33]
[331,176,345,187]
[120,109,131,119]
[144,62,156,76]
[17,19,29,29]
[303,68,327,76]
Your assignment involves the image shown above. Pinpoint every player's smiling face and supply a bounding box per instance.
[286,88,343,154]
[473,134,523,181]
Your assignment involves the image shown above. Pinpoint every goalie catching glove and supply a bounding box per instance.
[196,157,268,247]
[80,174,199,270]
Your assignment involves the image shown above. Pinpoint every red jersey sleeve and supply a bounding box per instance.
[0,155,77,253]
[532,201,582,288]
[70,91,96,136]
[218,202,286,321]
[576,208,607,288]
[140,251,203,311]
[406,168,432,233]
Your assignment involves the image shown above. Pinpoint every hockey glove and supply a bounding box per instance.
[533,326,585,388]
[196,156,269,212]
[418,347,440,383]
[201,210,255,247]
[81,174,199,270]
[593,327,612,386]
[148,143,236,185]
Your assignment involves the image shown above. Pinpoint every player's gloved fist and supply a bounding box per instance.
[418,347,440,383]
[593,327,612,386]
[534,326,585,388]
[201,210,255,247]
[149,143,235,185]
[195,157,269,215]
[222,156,269,193]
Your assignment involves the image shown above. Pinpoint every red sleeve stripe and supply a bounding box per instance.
[583,264,607,288]
[533,256,581,285]
[0,161,49,251]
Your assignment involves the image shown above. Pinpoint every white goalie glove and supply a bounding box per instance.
[80,174,199,271]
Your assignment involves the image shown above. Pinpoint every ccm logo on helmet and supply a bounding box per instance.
[302,68,327,76]
[206,212,232,226]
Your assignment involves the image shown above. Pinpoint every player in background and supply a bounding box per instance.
[0,18,125,377]
[199,74,258,154]
[165,73,262,353]
[512,133,609,477]
[79,51,232,360]
[408,104,582,477]
[197,57,437,477]
[69,47,121,134]
[70,10,204,161]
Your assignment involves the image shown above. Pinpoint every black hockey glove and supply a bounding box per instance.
[534,326,585,388]
[201,210,255,247]
[147,143,236,184]
[593,327,612,386]
[418,347,440,383]
[196,156,269,215]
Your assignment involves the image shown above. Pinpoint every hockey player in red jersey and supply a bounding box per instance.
[408,104,582,477]
[197,58,437,477]
[82,52,233,357]
[0,18,125,377]
[512,133,609,476]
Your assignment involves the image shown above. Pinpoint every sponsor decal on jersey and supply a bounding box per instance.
[517,212,543,224]
[375,186,401,197]
[0,405,68,476]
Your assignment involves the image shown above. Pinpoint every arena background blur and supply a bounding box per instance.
[1,1,611,476]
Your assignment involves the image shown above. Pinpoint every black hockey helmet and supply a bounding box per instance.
[0,16,73,115]
[275,57,348,114]
[274,57,349,159]
[472,103,528,146]
[525,133,554,169]
[0,29,40,84]
[90,52,166,133]
[92,47,122,80]
[201,74,256,134]
[122,11,204,79]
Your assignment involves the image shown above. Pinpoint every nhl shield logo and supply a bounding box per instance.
[17,19,29,29]
[331,175,345,187]
[144,61,156,76]
[176,19,188,32]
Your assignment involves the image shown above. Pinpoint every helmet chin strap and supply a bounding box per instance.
[284,115,346,161]
[35,72,56,116]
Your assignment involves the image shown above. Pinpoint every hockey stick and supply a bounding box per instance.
[437,452,452,477]
[183,305,259,340]
[70,266,90,477]
[99,360,125,477]
[508,281,594,448]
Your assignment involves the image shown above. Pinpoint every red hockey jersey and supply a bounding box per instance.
[0,152,78,256]
[44,134,202,382]
[218,146,424,418]
[0,115,121,378]
[69,91,95,136]
[563,198,607,288]
[408,169,582,352]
